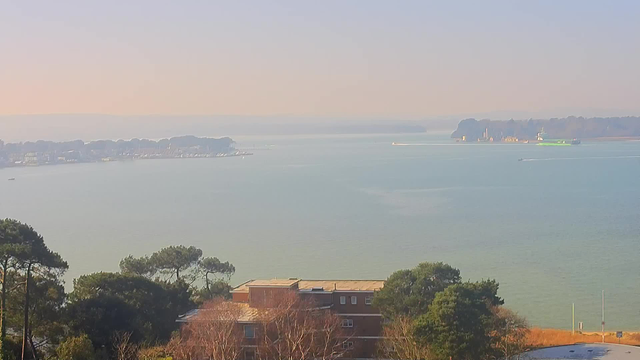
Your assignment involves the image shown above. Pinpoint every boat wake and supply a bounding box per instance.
[392,142,432,146]
[520,155,640,162]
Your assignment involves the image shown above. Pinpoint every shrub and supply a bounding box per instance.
[57,334,95,360]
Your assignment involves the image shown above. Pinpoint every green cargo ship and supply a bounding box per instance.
[535,128,581,146]
[537,139,581,146]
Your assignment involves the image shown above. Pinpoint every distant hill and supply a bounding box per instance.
[451,116,640,141]
[1,135,234,154]
[0,115,426,142]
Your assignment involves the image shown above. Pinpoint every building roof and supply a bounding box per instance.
[298,280,385,292]
[232,279,385,293]
[177,303,268,323]
[177,301,332,323]
[231,278,300,293]
[246,279,301,287]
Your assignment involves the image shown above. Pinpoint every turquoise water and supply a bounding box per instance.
[1,133,639,330]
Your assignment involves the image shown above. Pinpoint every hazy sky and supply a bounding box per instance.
[1,1,639,118]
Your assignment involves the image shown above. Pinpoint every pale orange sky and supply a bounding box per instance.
[1,1,639,118]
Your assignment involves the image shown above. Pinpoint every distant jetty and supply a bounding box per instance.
[0,135,250,168]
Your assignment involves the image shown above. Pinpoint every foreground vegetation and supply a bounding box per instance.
[0,219,234,360]
[373,262,530,360]
[1,218,635,360]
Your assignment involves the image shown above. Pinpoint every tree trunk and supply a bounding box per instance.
[21,263,32,360]
[0,258,8,360]
[176,268,180,281]
[28,330,39,360]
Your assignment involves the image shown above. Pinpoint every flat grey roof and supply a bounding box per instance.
[232,279,385,293]
[522,343,640,359]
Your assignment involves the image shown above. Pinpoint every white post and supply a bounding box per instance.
[572,303,575,335]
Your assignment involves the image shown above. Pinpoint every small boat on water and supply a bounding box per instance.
[8,178,15,181]
[518,158,523,162]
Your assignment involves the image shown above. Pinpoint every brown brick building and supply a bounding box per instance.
[180,278,385,359]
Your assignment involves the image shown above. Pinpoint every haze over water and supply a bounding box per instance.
[1,133,639,331]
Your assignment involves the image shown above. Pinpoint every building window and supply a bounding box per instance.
[244,325,255,338]
[340,296,346,305]
[365,296,373,305]
[342,341,354,350]
[245,349,256,360]
[341,319,354,328]
[351,296,357,305]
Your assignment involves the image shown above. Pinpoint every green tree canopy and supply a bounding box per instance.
[68,272,194,345]
[413,280,503,360]
[6,273,67,346]
[4,221,68,360]
[373,262,461,318]
[193,280,233,304]
[464,279,503,307]
[148,245,202,281]
[119,255,156,278]
[198,257,235,290]
[66,295,138,351]
[118,247,235,303]
[12,222,67,271]
[56,334,95,360]
[0,219,33,260]
[0,219,32,360]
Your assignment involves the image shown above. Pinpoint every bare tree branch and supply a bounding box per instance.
[377,316,432,360]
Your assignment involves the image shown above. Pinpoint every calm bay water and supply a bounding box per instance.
[1,133,639,330]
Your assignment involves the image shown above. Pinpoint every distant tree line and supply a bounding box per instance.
[0,136,234,155]
[451,116,640,141]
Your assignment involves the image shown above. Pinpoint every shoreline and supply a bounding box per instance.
[451,136,640,144]
[0,151,253,170]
